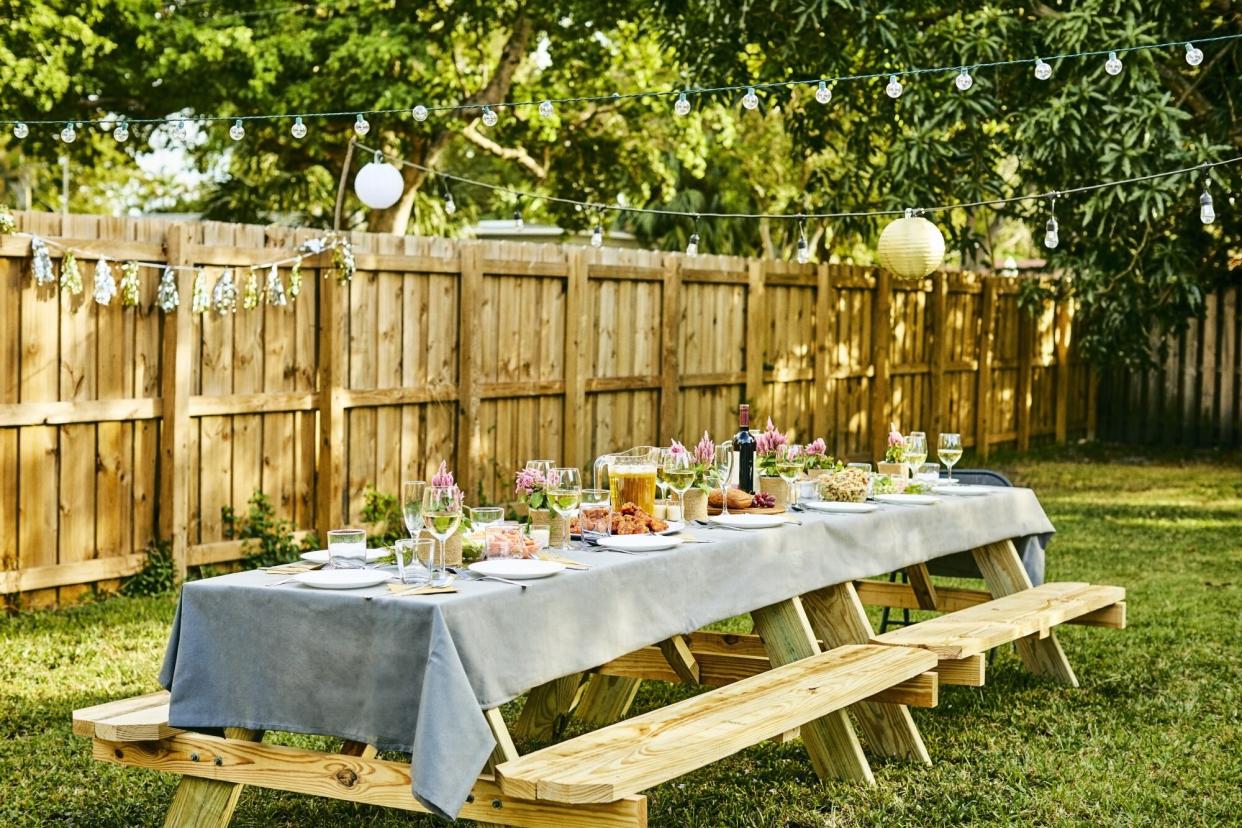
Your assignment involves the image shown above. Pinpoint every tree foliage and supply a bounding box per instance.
[0,0,1238,364]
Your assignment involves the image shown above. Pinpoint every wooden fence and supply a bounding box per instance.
[0,212,1095,604]
[1097,285,1241,446]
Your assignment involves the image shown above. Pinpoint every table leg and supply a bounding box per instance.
[751,597,874,785]
[576,674,642,726]
[801,583,932,764]
[480,707,520,828]
[339,739,377,758]
[163,727,262,828]
[513,674,585,742]
[971,540,1079,687]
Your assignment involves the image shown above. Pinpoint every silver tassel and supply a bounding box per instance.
[93,257,117,305]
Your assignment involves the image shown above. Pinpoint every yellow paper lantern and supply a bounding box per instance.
[876,211,946,278]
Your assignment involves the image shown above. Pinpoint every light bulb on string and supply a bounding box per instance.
[538,100,554,118]
[354,114,370,136]
[1034,58,1052,80]
[1043,195,1060,250]
[60,122,77,143]
[291,116,307,139]
[686,215,701,256]
[1184,42,1204,66]
[412,105,428,122]
[815,81,832,104]
[796,217,810,264]
[112,119,129,142]
[481,106,498,127]
[885,75,903,99]
[13,122,28,139]
[742,86,759,110]
[229,119,245,141]
[591,221,604,248]
[1199,172,1215,225]
[441,176,457,215]
[955,67,973,91]
[513,199,524,230]
[1105,51,1123,76]
[173,119,189,141]
[674,91,691,116]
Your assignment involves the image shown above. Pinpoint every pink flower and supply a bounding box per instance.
[432,460,455,488]
[515,467,545,496]
[693,431,715,465]
[669,439,688,457]
[805,438,826,456]
[755,419,788,455]
[887,423,904,447]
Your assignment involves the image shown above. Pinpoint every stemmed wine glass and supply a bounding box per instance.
[421,486,462,587]
[655,447,672,504]
[548,468,582,553]
[775,444,804,507]
[663,450,695,522]
[402,480,426,540]
[937,433,963,482]
[713,442,734,517]
[904,432,928,472]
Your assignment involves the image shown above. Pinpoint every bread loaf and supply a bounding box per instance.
[708,488,753,509]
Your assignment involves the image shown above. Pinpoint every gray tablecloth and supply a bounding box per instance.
[160,488,1054,819]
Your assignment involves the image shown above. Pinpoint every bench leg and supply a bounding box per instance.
[802,583,932,764]
[751,598,874,785]
[513,674,586,742]
[576,674,642,726]
[971,540,1080,687]
[163,727,261,828]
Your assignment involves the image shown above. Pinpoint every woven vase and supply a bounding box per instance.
[759,476,789,508]
[550,514,568,547]
[528,507,551,527]
[877,462,909,480]
[419,529,463,567]
[681,488,708,522]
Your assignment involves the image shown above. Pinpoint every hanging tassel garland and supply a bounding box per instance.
[330,239,355,283]
[32,237,55,285]
[61,251,83,295]
[191,268,210,313]
[242,267,261,310]
[94,257,117,305]
[0,209,14,235]
[119,261,141,308]
[212,268,238,314]
[288,256,302,299]
[157,266,180,312]
[266,264,287,306]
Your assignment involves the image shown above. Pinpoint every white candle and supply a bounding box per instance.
[530,527,551,549]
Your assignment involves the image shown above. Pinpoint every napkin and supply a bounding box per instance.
[386,584,458,597]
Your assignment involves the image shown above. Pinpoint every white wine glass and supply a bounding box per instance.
[713,442,734,517]
[421,486,462,587]
[402,480,426,539]
[655,447,672,502]
[775,444,804,507]
[548,467,582,553]
[663,451,695,522]
[904,432,928,471]
[937,433,963,482]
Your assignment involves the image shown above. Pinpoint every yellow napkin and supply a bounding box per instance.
[263,562,322,575]
[386,584,458,597]
[671,533,705,543]
[538,553,591,570]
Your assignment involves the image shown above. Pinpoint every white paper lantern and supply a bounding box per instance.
[876,212,945,278]
[354,160,405,210]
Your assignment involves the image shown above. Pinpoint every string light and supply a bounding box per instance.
[412,104,428,122]
[591,217,604,248]
[60,122,77,143]
[815,81,832,104]
[1184,42,1204,66]
[796,217,810,264]
[112,118,129,142]
[686,215,700,256]
[229,119,245,140]
[1105,51,1123,75]
[291,116,307,138]
[173,119,189,141]
[1034,58,1052,80]
[513,198,524,229]
[1043,195,1060,249]
[538,100,554,118]
[353,113,370,136]
[674,91,691,116]
[742,87,759,110]
[481,105,498,127]
[955,67,973,91]
[13,122,27,139]
[885,75,903,98]
[441,177,457,215]
[1199,170,1215,225]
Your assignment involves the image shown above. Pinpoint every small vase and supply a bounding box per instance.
[550,514,568,547]
[877,461,909,480]
[419,529,464,568]
[528,507,551,527]
[759,476,789,508]
[681,488,708,521]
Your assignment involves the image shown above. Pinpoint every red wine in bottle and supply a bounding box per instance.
[734,404,756,494]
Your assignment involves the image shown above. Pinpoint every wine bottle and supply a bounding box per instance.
[734,404,756,494]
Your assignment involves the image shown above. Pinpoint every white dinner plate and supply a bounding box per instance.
[710,513,788,530]
[300,548,389,565]
[597,535,684,553]
[933,484,994,496]
[802,500,878,514]
[292,570,391,590]
[573,520,685,540]
[872,493,939,506]
[469,559,564,580]
[935,478,959,485]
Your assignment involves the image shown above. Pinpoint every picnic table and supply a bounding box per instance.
[73,487,1126,827]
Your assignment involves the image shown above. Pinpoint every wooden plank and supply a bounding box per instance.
[813,263,833,440]
[584,376,662,393]
[0,553,149,593]
[750,598,874,785]
[1016,306,1033,452]
[1201,292,1219,439]
[800,583,931,764]
[904,563,939,611]
[562,248,588,469]
[0,234,163,261]
[186,531,314,566]
[96,733,646,828]
[495,645,932,804]
[0,397,161,427]
[656,635,700,684]
[575,675,642,727]
[456,244,483,499]
[974,278,998,460]
[514,674,584,743]
[73,691,170,738]
[745,260,765,406]
[869,267,892,461]
[93,701,181,743]
[1221,288,1237,446]
[1054,297,1072,444]
[188,391,317,417]
[928,271,948,437]
[658,255,680,444]
[0,243,20,600]
[934,654,986,687]
[315,264,346,538]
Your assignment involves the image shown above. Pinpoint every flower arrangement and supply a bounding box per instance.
[884,423,906,463]
[688,432,716,491]
[755,418,788,475]
[802,437,841,472]
[514,465,549,510]
[431,460,463,501]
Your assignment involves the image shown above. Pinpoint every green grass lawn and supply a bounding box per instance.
[3,448,1240,826]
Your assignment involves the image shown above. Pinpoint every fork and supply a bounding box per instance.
[447,567,527,590]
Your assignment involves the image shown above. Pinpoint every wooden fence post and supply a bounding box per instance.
[563,248,588,470]
[929,271,948,438]
[975,276,997,461]
[316,254,346,537]
[870,268,892,462]
[1016,303,1034,452]
[745,260,765,409]
[813,262,832,441]
[1054,295,1072,445]
[456,244,483,495]
[159,223,194,582]
[658,255,681,445]
[1222,287,1237,447]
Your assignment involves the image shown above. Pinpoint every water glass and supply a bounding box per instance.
[916,463,940,485]
[469,506,504,530]
[327,528,367,569]
[713,442,734,516]
[394,537,435,585]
